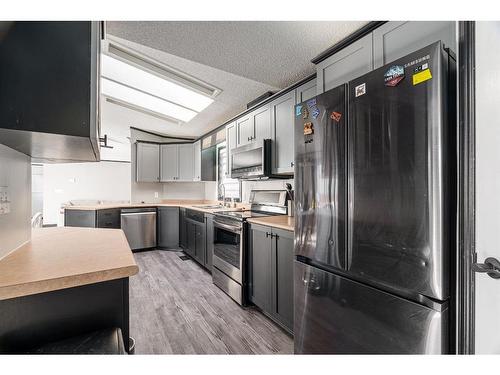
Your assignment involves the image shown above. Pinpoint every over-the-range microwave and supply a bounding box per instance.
[230,139,290,180]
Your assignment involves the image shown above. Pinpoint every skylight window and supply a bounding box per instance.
[100,42,219,123]
[101,78,198,122]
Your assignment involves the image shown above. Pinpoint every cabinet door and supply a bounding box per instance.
[136,142,160,182]
[178,144,194,181]
[160,144,178,181]
[248,224,273,311]
[64,209,96,227]
[193,140,201,181]
[226,122,237,177]
[205,214,214,272]
[252,105,271,142]
[186,221,196,257]
[194,221,206,266]
[236,114,254,146]
[271,90,296,175]
[272,228,294,332]
[316,33,373,94]
[96,209,120,229]
[295,78,317,104]
[158,207,179,248]
[179,209,187,249]
[373,21,456,69]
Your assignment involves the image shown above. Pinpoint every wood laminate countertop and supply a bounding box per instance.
[0,227,139,301]
[63,200,248,214]
[246,216,295,232]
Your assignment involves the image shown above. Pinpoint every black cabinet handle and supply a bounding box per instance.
[266,232,271,238]
[290,162,294,167]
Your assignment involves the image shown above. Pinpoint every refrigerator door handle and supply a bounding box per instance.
[473,257,500,279]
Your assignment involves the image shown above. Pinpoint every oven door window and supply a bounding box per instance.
[214,226,241,269]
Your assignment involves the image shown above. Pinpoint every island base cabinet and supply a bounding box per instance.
[248,223,294,334]
[0,278,131,354]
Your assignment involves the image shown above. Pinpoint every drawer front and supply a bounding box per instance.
[186,209,204,223]
[97,209,121,228]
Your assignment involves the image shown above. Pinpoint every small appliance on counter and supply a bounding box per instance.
[211,190,288,305]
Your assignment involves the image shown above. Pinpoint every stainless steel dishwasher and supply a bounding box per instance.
[120,208,157,251]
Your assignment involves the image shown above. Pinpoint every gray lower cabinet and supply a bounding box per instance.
[64,209,97,228]
[158,207,179,249]
[185,220,196,258]
[316,33,373,95]
[179,208,187,249]
[136,142,160,182]
[194,220,206,266]
[372,21,456,69]
[65,208,121,229]
[96,209,121,229]
[271,90,296,176]
[205,214,214,272]
[248,223,294,333]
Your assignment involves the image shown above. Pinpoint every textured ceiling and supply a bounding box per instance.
[106,21,368,88]
[102,21,368,138]
[102,35,279,138]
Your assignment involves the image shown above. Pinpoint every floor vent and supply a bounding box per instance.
[178,255,190,261]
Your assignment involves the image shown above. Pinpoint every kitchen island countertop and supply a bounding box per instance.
[0,227,139,301]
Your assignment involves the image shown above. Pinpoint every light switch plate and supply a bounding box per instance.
[0,186,10,215]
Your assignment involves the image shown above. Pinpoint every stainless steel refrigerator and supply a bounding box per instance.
[294,41,456,354]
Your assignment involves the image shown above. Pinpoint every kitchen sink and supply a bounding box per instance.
[192,204,225,209]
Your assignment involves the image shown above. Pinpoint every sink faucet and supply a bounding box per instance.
[219,183,226,207]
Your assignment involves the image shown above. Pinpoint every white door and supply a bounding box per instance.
[474,21,500,354]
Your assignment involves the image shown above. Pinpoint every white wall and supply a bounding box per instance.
[474,21,500,354]
[0,144,31,260]
[43,161,131,225]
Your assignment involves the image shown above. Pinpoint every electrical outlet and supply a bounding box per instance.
[154,192,159,199]
[0,186,10,215]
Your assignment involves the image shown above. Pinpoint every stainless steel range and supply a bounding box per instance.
[212,190,288,305]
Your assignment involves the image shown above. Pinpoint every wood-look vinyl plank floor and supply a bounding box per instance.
[129,250,293,354]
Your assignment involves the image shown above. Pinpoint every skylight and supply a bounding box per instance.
[101,78,198,122]
[100,43,218,123]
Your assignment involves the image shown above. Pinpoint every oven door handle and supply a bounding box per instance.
[214,221,242,233]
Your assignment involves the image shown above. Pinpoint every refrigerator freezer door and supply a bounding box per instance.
[347,42,452,301]
[294,85,347,270]
[294,261,448,354]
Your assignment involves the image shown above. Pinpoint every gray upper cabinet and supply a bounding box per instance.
[226,122,237,177]
[178,144,194,181]
[193,140,201,181]
[373,21,456,69]
[252,105,271,142]
[271,90,296,175]
[136,142,160,182]
[316,33,373,94]
[236,114,253,146]
[160,144,178,182]
[295,78,317,104]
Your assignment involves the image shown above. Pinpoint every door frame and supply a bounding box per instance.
[456,20,476,354]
